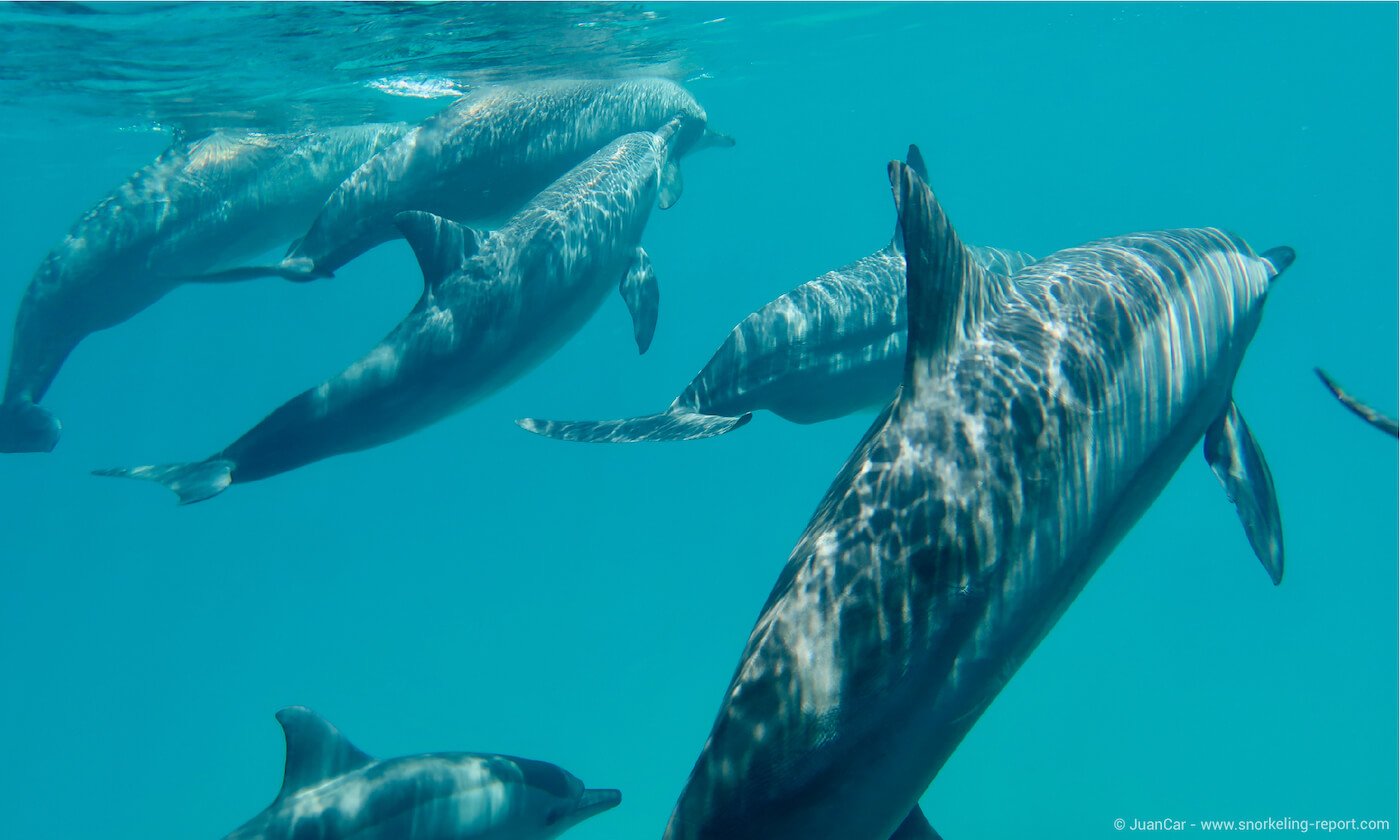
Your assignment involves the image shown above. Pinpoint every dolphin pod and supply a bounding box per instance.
[222,707,620,840]
[517,148,1035,444]
[5,67,1333,840]
[96,119,692,503]
[262,77,734,280]
[662,156,1292,840]
[0,123,407,453]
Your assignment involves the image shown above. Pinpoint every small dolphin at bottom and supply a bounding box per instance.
[222,707,619,840]
[1315,368,1398,438]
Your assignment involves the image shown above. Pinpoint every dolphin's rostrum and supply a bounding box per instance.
[221,706,619,840]
[663,152,1292,840]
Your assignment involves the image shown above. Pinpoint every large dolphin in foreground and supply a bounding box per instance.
[96,119,691,503]
[516,149,1033,444]
[258,77,733,280]
[1315,368,1398,438]
[0,123,407,454]
[663,156,1293,840]
[222,707,619,840]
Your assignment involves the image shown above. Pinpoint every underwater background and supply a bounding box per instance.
[0,2,1395,838]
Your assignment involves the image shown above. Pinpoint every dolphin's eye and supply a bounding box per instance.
[545,807,565,826]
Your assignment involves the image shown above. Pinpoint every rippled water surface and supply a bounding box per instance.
[0,4,1395,840]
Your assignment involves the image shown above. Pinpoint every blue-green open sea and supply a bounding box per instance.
[0,3,1396,838]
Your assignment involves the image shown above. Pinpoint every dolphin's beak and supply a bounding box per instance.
[573,788,622,820]
[1260,246,1296,279]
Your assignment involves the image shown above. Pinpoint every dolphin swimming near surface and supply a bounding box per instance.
[254,77,733,280]
[516,148,1034,444]
[663,155,1293,840]
[0,123,408,454]
[1314,368,1398,438]
[96,119,692,503]
[221,706,620,840]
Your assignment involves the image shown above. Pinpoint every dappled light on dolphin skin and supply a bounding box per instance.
[94,115,727,504]
[218,707,619,840]
[664,156,1291,840]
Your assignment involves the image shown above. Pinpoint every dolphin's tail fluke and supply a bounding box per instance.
[92,459,234,504]
[515,404,752,443]
[0,399,61,453]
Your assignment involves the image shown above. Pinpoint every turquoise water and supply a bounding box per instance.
[0,2,1395,838]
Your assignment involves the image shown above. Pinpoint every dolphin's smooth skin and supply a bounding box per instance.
[0,123,408,453]
[267,77,733,279]
[516,145,1030,444]
[223,707,620,840]
[1315,368,1398,438]
[96,120,689,503]
[663,157,1292,840]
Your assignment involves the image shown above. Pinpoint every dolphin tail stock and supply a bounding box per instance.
[515,404,752,443]
[1315,368,1399,438]
[92,459,234,505]
[0,399,61,453]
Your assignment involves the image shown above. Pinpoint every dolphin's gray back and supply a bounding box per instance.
[289,78,708,272]
[667,229,1275,840]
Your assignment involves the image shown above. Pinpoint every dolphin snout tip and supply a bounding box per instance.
[1260,246,1295,278]
[577,788,622,815]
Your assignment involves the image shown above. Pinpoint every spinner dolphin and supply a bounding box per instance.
[0,123,407,453]
[663,155,1292,840]
[263,77,733,279]
[222,707,619,840]
[96,119,692,503]
[516,149,1033,444]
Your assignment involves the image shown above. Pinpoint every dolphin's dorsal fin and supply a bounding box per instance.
[275,707,374,801]
[891,145,929,253]
[888,159,997,392]
[394,211,483,289]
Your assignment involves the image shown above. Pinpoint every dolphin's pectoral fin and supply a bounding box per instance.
[890,805,944,840]
[91,459,234,505]
[1204,400,1284,584]
[619,247,659,354]
[1315,368,1399,438]
[273,707,375,804]
[659,158,683,209]
[394,211,484,289]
